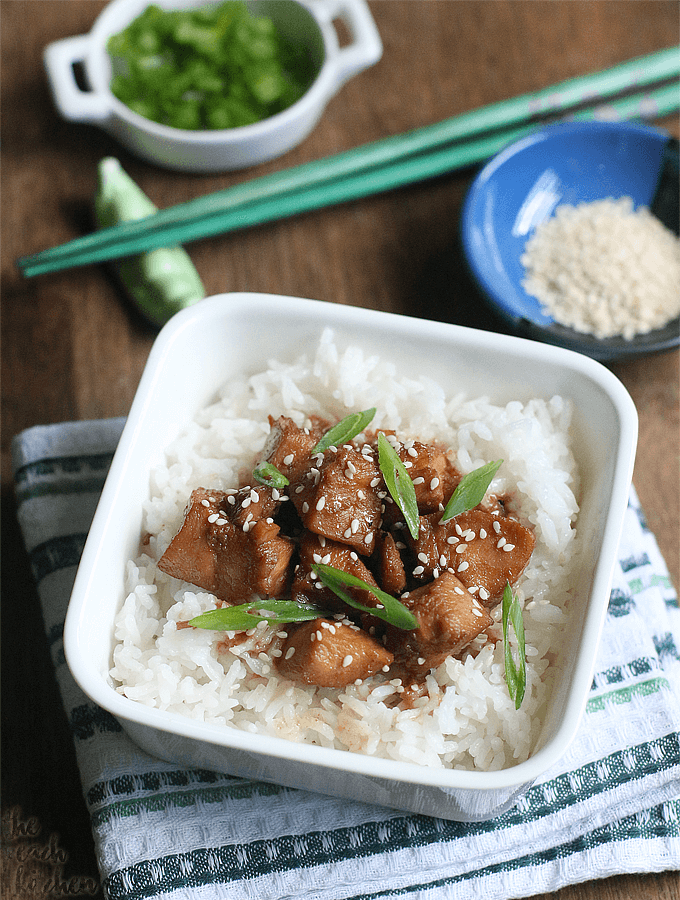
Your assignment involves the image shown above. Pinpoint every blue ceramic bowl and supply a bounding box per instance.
[461,120,679,361]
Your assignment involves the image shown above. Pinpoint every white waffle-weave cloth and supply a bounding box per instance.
[12,418,680,900]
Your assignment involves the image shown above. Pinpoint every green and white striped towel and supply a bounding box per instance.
[12,419,680,900]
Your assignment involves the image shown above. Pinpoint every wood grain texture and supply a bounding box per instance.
[2,2,678,897]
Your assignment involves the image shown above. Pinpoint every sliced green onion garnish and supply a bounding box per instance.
[377,432,420,540]
[440,459,503,523]
[252,461,289,489]
[106,1,316,131]
[312,562,418,630]
[312,408,376,453]
[502,582,526,709]
[189,599,323,630]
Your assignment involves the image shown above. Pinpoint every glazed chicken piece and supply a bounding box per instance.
[291,532,380,613]
[157,487,295,603]
[396,439,461,514]
[275,617,394,687]
[408,508,535,606]
[262,415,324,483]
[374,530,407,595]
[227,483,281,530]
[290,443,383,554]
[386,571,493,674]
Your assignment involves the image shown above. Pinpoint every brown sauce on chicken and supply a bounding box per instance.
[159,415,535,690]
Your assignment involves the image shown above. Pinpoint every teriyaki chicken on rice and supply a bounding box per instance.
[158,412,535,695]
[111,332,579,771]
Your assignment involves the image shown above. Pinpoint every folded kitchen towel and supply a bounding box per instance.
[12,418,680,900]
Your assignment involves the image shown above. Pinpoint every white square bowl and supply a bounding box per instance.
[64,292,638,821]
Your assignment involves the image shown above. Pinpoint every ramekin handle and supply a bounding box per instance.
[319,0,383,92]
[43,35,111,123]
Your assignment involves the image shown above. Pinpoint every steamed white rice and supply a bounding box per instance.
[111,329,581,771]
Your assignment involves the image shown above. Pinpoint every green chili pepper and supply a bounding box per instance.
[94,157,205,327]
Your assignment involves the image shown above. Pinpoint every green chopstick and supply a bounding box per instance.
[17,46,680,278]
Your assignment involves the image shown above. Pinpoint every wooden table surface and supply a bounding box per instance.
[2,1,678,897]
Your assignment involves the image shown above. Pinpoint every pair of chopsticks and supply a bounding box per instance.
[17,46,680,278]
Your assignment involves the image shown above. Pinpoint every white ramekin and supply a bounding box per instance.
[43,0,382,172]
